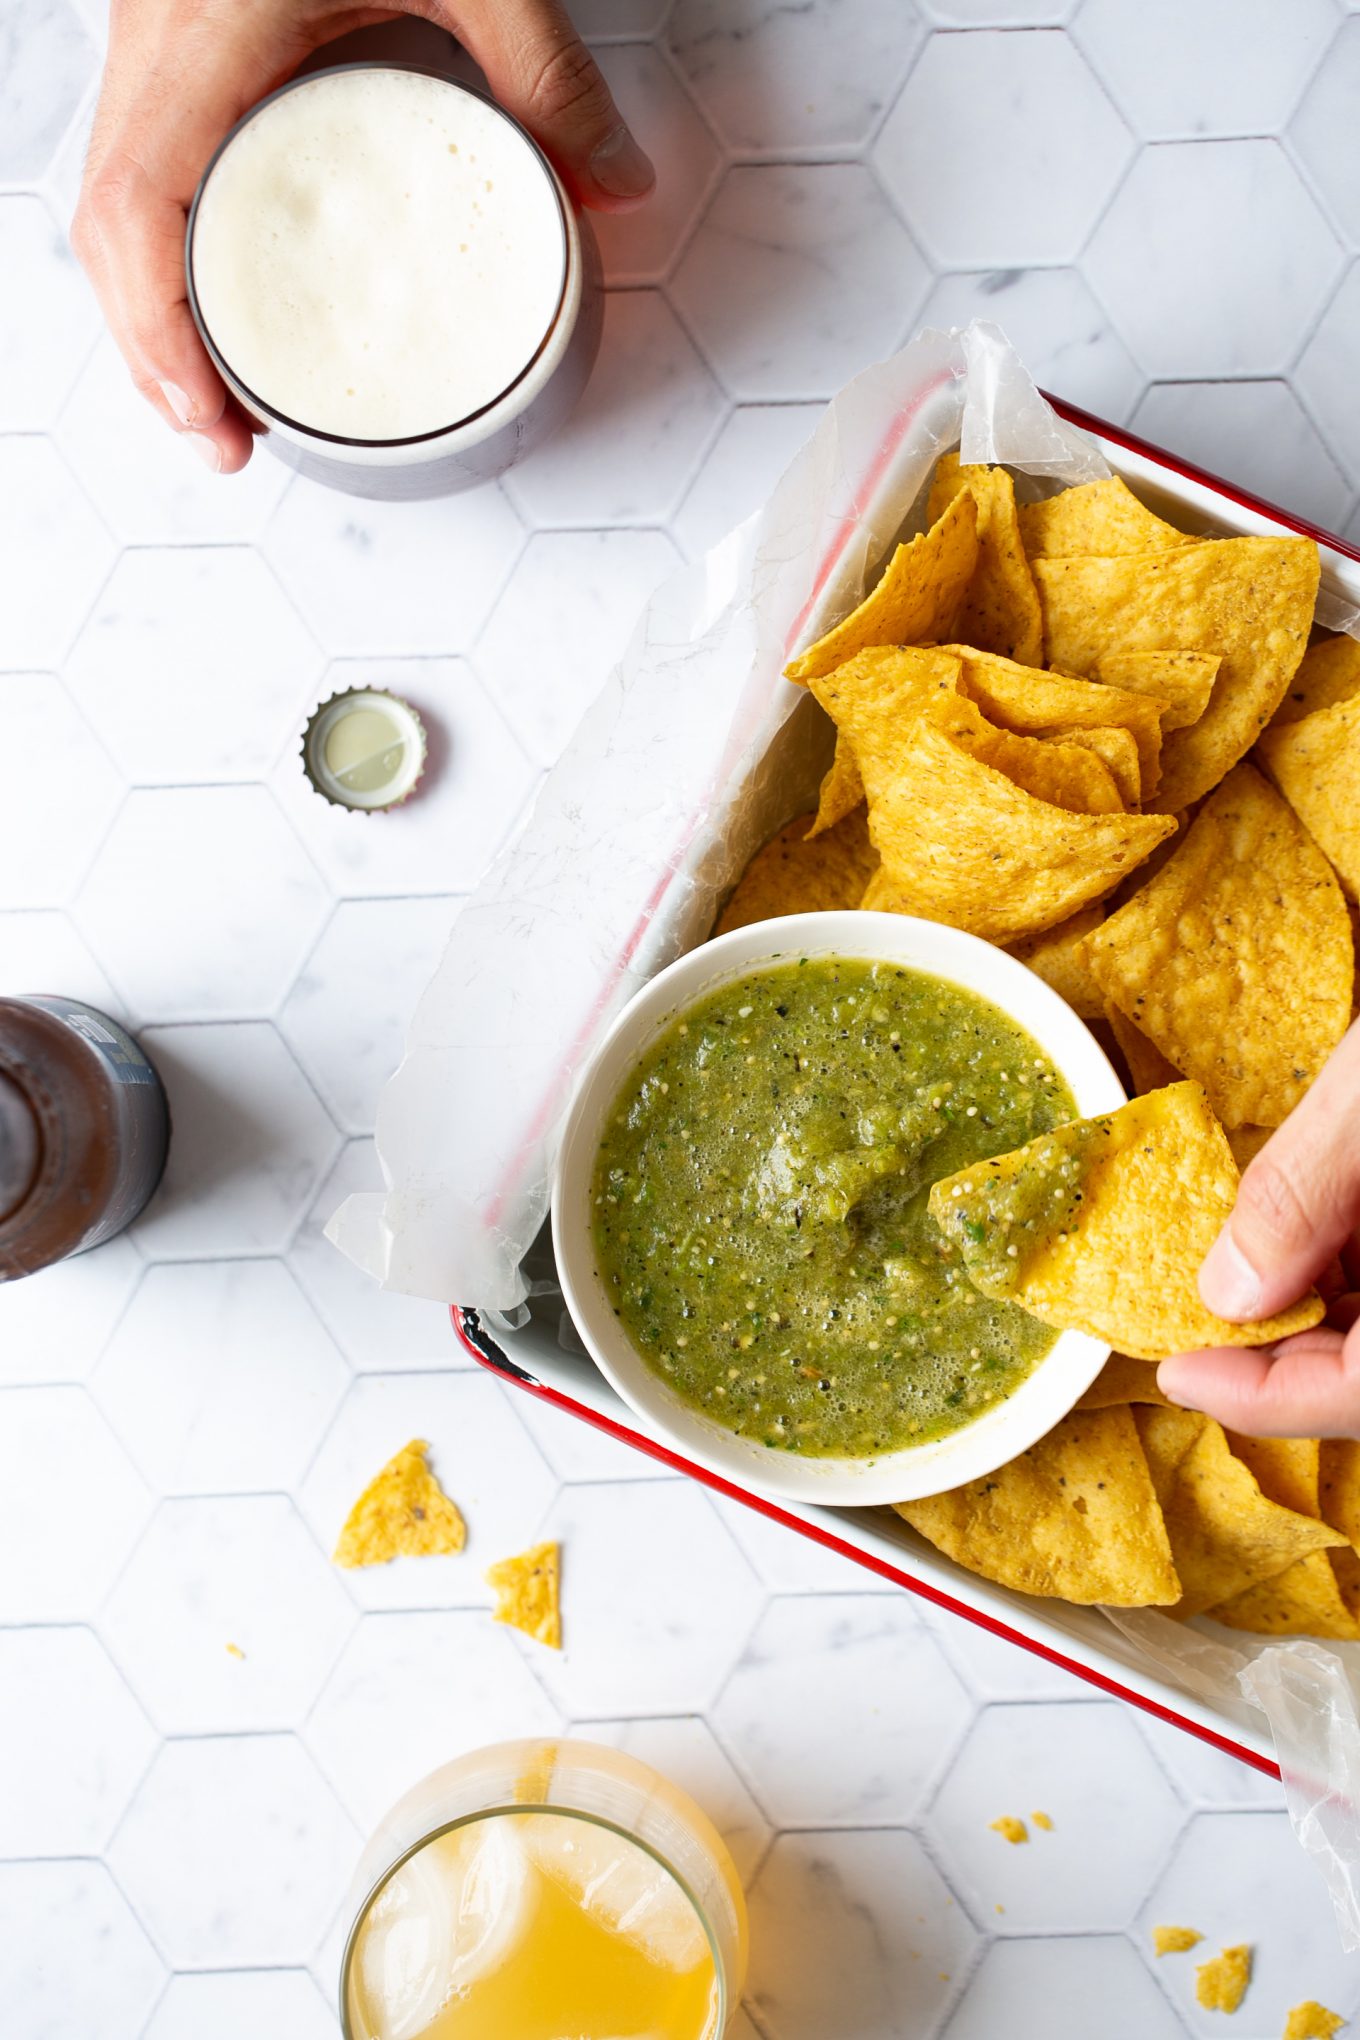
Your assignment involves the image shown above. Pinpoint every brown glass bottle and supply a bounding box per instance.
[0,996,170,1279]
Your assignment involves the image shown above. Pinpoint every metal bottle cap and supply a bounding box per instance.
[301,688,428,812]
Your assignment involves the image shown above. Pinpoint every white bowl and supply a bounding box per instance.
[551,910,1126,1506]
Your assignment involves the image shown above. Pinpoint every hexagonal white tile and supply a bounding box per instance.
[0,673,122,908]
[672,401,824,560]
[1085,141,1342,378]
[876,32,1132,268]
[271,656,536,899]
[75,788,330,1021]
[926,1702,1184,1934]
[591,43,721,285]
[917,269,1143,423]
[0,1860,164,2040]
[300,1372,557,1610]
[713,1595,970,1826]
[0,437,115,670]
[1296,264,1360,489]
[1131,1711,1285,1811]
[0,908,126,1017]
[527,1482,763,1717]
[669,0,925,154]
[131,1024,339,1259]
[57,336,293,545]
[707,1490,896,1594]
[0,1229,138,1385]
[747,1829,978,2040]
[1290,18,1360,250]
[0,194,97,429]
[572,1716,771,1883]
[579,0,669,30]
[917,1602,1087,1703]
[1075,0,1338,142]
[510,1374,665,1481]
[1138,1810,1360,2035]
[922,0,1073,17]
[474,527,682,764]
[1130,380,1352,530]
[671,163,930,399]
[503,290,726,525]
[305,1609,562,1829]
[262,472,525,654]
[109,1735,358,1969]
[0,1385,150,1621]
[102,1495,355,1734]
[144,1970,339,2040]
[0,1628,155,1856]
[65,549,323,783]
[0,0,96,179]
[944,1934,1185,2040]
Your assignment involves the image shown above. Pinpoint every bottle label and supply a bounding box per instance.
[29,997,161,1087]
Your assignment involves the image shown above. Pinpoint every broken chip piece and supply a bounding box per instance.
[1284,2002,1345,2039]
[486,1540,562,1649]
[1195,1943,1252,2014]
[333,1438,467,1569]
[989,1816,1028,1845]
[1152,1924,1203,1957]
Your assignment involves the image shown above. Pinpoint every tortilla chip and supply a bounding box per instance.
[1258,691,1360,903]
[1018,477,1189,560]
[1153,1925,1203,1956]
[1045,724,1142,807]
[1033,535,1320,811]
[807,644,961,803]
[1210,1549,1360,1640]
[806,733,864,838]
[1271,633,1360,727]
[1226,1124,1272,1172]
[714,806,878,935]
[785,491,978,683]
[1105,1004,1182,1095]
[1134,1406,1343,1617]
[1284,2002,1345,2040]
[928,1084,1326,1360]
[485,1540,561,1649]
[1006,904,1105,1019]
[1085,765,1353,1127]
[1333,1548,1360,1622]
[333,1439,467,1569]
[989,1816,1028,1844]
[866,700,1175,944]
[1195,1944,1252,2014]
[894,1406,1180,1607]
[1227,1434,1320,1518]
[945,645,1164,798]
[933,694,1124,814]
[1320,1441,1360,1547]
[928,457,1044,666]
[1096,649,1219,732]
[1077,1352,1173,1410]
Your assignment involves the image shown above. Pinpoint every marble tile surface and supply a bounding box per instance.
[8,2,1360,2034]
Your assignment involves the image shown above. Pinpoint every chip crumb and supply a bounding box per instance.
[989,1815,1028,1844]
[995,1903,1005,1915]
[1196,1943,1252,2013]
[1153,1924,1203,1956]
[1031,1809,1053,1831]
[224,1642,245,1661]
[485,1540,561,1649]
[333,1439,466,1569]
[1284,2002,1344,2039]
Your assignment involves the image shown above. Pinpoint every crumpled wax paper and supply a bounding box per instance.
[329,319,1360,1942]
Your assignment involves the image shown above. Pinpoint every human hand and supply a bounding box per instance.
[1158,1016,1360,1436]
[72,0,653,472]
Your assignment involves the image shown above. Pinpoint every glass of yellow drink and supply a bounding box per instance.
[340,1738,748,2040]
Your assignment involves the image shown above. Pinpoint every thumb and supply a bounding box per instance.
[1199,1017,1360,1320]
[445,0,654,209]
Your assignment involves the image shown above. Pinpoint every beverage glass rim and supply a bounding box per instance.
[184,59,574,453]
[338,1800,729,2040]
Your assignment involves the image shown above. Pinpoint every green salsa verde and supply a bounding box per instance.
[590,956,1078,1458]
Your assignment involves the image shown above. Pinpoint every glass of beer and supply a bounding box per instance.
[339,1738,748,2040]
[186,61,602,499]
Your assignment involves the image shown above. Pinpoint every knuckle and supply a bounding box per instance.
[522,36,611,132]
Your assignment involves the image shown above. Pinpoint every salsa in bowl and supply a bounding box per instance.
[552,911,1126,1505]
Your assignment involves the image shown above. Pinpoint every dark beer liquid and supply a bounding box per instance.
[0,996,170,1279]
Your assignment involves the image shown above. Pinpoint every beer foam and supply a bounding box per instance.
[191,67,567,441]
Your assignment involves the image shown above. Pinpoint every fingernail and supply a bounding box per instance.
[589,125,655,200]
[1199,1225,1263,1320]
[158,380,197,426]
[186,432,222,472]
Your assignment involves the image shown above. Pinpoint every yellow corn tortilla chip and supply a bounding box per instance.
[928,456,1044,666]
[989,1816,1028,1844]
[933,694,1124,814]
[1258,691,1360,904]
[1077,1352,1173,1410]
[1006,904,1105,1019]
[1227,1124,1272,1172]
[807,644,961,803]
[1019,477,1190,560]
[929,1084,1326,1360]
[1209,1549,1360,1640]
[1133,1406,1343,1617]
[894,1406,1180,1607]
[1044,724,1142,808]
[1085,765,1353,1127]
[785,491,979,683]
[1095,649,1219,735]
[1333,1548,1360,1622]
[1105,1004,1182,1095]
[806,733,864,838]
[485,1540,561,1649]
[1320,1440,1360,1547]
[1196,1944,1252,2014]
[1034,535,1320,811]
[866,700,1175,944]
[1271,633,1360,727]
[1153,1925,1203,1957]
[333,1439,467,1569]
[714,806,878,935]
[945,645,1164,798]
[1284,2002,1345,2040]
[1227,1434,1320,1519]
